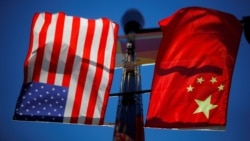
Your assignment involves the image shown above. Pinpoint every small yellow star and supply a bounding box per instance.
[218,84,225,91]
[210,77,217,84]
[186,85,194,92]
[197,77,204,84]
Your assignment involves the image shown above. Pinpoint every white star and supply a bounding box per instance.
[193,95,218,119]
[210,77,217,84]
[218,84,225,91]
[197,77,204,84]
[186,85,194,92]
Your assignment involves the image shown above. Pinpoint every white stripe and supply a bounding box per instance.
[63,18,88,123]
[92,21,116,124]
[39,13,59,83]
[26,13,45,83]
[54,16,73,86]
[78,19,103,123]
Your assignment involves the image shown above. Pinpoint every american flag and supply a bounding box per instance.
[14,12,118,125]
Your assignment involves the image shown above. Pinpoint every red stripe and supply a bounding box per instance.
[47,13,65,84]
[32,13,52,82]
[70,19,95,123]
[62,17,80,87]
[85,19,109,124]
[23,13,39,84]
[99,22,119,124]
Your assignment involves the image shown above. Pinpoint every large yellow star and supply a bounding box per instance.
[193,95,218,119]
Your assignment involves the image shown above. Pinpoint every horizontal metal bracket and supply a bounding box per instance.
[109,89,151,97]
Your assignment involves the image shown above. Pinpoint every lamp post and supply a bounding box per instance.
[113,34,144,141]
[113,9,145,141]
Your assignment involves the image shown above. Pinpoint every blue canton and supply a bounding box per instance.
[14,82,68,122]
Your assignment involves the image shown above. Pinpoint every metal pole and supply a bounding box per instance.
[113,33,144,141]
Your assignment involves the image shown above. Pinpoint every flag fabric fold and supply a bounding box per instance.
[145,7,242,129]
[13,12,119,125]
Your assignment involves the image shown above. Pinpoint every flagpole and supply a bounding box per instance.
[113,9,152,140]
[113,32,145,141]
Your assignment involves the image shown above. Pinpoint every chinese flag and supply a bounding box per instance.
[145,7,242,129]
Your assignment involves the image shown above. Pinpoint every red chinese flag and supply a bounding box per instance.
[145,7,242,129]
